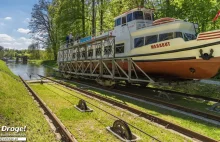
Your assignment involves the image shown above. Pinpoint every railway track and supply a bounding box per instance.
[144,86,219,102]
[39,75,218,142]
[19,76,77,142]
[45,76,220,123]
[46,83,162,142]
[106,86,220,123]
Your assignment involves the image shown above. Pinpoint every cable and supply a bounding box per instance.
[47,83,162,142]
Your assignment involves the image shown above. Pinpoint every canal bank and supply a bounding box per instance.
[0,60,58,141]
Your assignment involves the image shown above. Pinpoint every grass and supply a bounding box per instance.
[28,60,58,68]
[30,83,192,142]
[213,70,220,80]
[28,60,43,66]
[149,82,220,99]
[58,80,220,140]
[0,60,19,80]
[41,60,58,68]
[0,60,58,142]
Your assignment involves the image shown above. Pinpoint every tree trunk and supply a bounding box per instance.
[166,0,170,17]
[81,0,85,37]
[100,0,103,32]
[92,0,96,35]
[140,0,144,6]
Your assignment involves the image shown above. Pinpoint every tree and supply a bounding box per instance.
[28,43,41,59]
[0,46,4,51]
[0,46,4,59]
[29,0,220,61]
[29,0,58,60]
[92,0,96,35]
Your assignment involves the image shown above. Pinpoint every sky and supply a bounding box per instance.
[0,0,39,50]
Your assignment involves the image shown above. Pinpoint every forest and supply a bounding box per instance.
[29,0,220,60]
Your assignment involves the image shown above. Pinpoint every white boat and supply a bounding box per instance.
[58,7,220,82]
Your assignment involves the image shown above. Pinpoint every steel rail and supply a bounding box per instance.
[49,72,219,102]
[106,87,220,122]
[47,76,220,122]
[19,76,77,142]
[39,75,218,142]
[47,83,161,142]
[144,86,219,102]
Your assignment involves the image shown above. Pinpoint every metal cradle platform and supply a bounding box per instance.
[58,34,154,84]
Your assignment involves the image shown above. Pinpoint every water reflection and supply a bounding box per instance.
[7,61,55,80]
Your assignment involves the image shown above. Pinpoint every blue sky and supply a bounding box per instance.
[0,0,38,49]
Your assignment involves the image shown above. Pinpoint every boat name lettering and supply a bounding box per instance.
[151,42,170,49]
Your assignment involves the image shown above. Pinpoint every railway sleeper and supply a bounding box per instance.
[106,120,141,142]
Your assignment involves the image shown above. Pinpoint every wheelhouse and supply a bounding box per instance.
[114,8,154,27]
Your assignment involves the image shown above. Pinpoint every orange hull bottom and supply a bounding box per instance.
[117,57,220,79]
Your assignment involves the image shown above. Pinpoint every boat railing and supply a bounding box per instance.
[143,18,181,29]
[59,28,114,50]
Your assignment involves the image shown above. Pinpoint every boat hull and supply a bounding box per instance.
[116,57,220,79]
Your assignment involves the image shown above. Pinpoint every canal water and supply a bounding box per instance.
[6,61,56,80]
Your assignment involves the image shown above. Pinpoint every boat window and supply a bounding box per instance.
[127,13,133,22]
[88,49,93,57]
[104,46,112,55]
[72,53,75,59]
[122,16,126,25]
[77,52,80,59]
[115,18,121,26]
[175,32,183,38]
[96,48,102,56]
[184,33,196,41]
[134,37,144,48]
[145,35,158,45]
[159,33,174,41]
[145,13,151,20]
[82,51,86,58]
[133,11,144,20]
[115,43,124,53]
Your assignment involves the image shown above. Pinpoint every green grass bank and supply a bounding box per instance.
[28,60,58,68]
[0,60,58,142]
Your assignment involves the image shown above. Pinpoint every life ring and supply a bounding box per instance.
[153,17,175,25]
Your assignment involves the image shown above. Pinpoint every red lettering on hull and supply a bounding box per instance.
[151,42,170,49]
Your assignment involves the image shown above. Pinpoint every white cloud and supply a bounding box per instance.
[23,18,30,23]
[4,17,12,20]
[0,34,15,42]
[19,37,27,41]
[17,28,31,34]
[0,34,34,50]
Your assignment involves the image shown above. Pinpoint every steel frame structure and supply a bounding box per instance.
[58,35,154,84]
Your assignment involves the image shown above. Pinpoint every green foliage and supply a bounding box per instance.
[42,60,58,68]
[0,60,58,142]
[31,0,220,60]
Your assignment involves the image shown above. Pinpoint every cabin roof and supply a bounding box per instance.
[114,7,154,20]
